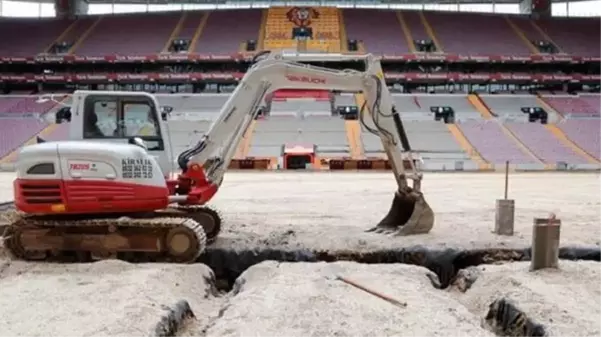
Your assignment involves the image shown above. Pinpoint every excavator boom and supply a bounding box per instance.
[180,51,434,235]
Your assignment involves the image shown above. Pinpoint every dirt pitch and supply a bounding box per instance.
[0,171,599,336]
[1,171,599,251]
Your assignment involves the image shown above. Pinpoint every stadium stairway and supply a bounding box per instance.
[504,17,539,54]
[467,94,494,119]
[257,10,268,50]
[534,95,563,121]
[67,17,103,54]
[395,12,417,53]
[445,124,491,170]
[337,9,349,53]
[188,12,209,53]
[530,21,564,53]
[418,12,444,52]
[43,20,79,53]
[343,94,366,159]
[162,12,188,52]
[544,124,600,164]
[498,122,552,168]
[170,11,205,52]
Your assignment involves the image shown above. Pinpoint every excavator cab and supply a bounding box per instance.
[59,91,175,175]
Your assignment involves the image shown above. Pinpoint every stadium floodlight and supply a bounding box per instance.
[35,94,70,107]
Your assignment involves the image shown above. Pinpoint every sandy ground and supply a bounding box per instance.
[0,259,223,337]
[0,172,599,336]
[1,171,599,251]
[449,260,601,337]
[205,261,493,337]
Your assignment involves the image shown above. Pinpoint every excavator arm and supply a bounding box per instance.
[178,51,434,236]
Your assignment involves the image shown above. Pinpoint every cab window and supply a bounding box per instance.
[83,96,165,151]
[122,102,160,137]
[84,100,117,138]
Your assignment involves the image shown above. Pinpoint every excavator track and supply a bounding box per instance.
[158,206,222,244]
[2,211,206,264]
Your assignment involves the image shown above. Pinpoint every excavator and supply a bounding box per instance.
[1,51,435,263]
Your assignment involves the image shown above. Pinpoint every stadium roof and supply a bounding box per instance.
[89,0,589,4]
[5,0,599,18]
[16,0,592,5]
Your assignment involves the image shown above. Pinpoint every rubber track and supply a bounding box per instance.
[160,205,222,243]
[3,215,206,263]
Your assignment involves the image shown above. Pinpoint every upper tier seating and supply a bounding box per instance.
[194,10,261,53]
[425,12,530,55]
[537,17,600,56]
[343,9,410,54]
[0,18,71,57]
[0,11,598,58]
[75,12,180,55]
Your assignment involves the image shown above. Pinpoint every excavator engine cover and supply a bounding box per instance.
[367,187,434,235]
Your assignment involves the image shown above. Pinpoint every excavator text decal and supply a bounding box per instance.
[285,74,326,84]
[121,158,154,179]
[68,161,98,172]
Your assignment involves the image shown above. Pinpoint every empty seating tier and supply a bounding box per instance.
[543,95,600,118]
[343,9,410,54]
[0,118,48,160]
[458,121,538,164]
[195,10,261,54]
[479,95,543,121]
[505,123,588,164]
[425,12,530,55]
[74,12,181,56]
[557,120,601,160]
[537,17,600,56]
[0,18,72,57]
[251,116,348,158]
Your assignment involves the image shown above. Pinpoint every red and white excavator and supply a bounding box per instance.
[2,51,435,263]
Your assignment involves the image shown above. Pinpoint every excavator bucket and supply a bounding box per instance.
[366,187,435,236]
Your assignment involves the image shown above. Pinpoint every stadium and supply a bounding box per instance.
[0,0,599,335]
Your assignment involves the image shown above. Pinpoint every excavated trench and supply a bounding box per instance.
[2,202,600,336]
[197,246,600,337]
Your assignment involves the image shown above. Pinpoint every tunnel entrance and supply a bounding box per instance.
[282,143,315,169]
[285,154,312,169]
